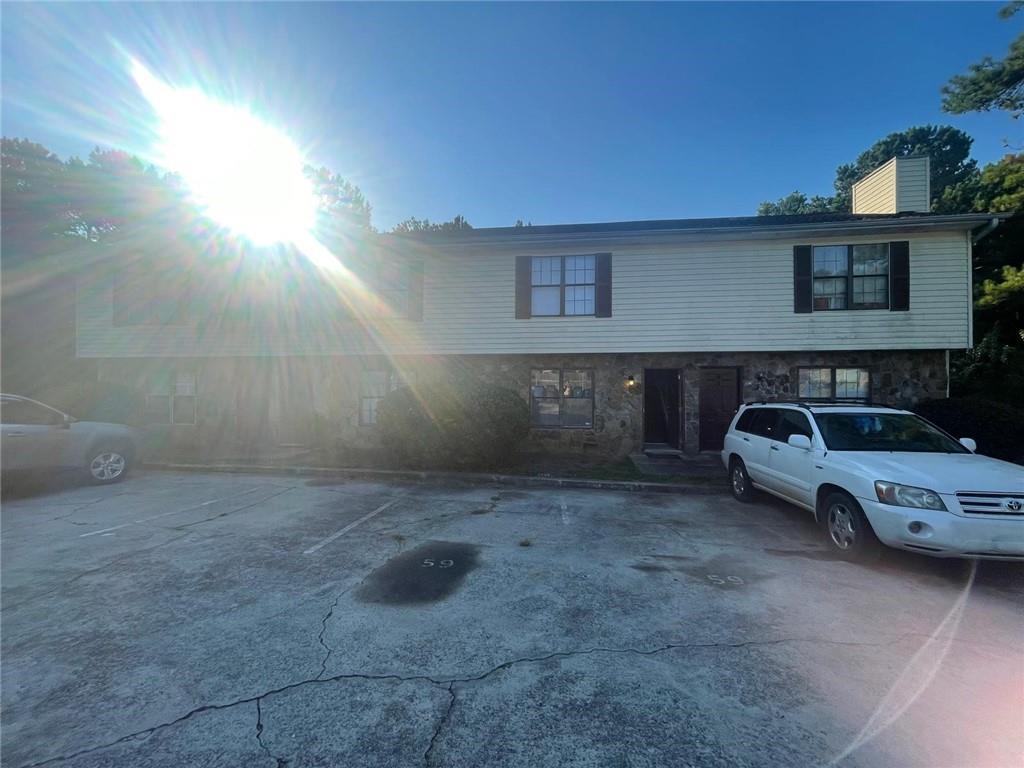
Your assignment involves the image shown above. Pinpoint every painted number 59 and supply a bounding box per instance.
[422,559,454,568]
[706,574,744,585]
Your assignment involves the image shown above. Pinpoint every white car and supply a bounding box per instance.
[1,394,137,484]
[721,402,1024,561]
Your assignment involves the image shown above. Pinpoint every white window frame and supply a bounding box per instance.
[145,372,197,425]
[797,367,871,401]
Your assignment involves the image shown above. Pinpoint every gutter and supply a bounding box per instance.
[386,214,1001,251]
[971,217,1002,245]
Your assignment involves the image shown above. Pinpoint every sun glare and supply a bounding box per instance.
[130,60,318,245]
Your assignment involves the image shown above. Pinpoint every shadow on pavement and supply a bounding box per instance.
[1,471,94,501]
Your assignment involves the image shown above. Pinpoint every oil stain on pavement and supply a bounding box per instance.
[356,541,480,605]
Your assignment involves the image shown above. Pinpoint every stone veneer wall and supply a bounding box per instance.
[98,349,947,462]
[460,349,948,458]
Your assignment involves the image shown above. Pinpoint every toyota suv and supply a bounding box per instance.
[721,402,1024,561]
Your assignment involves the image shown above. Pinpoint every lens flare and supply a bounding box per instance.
[130,59,317,245]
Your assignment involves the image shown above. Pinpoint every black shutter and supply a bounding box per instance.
[889,241,910,311]
[407,260,424,321]
[595,252,612,317]
[515,255,532,319]
[793,245,812,314]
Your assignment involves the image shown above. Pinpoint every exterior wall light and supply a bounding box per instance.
[625,375,641,394]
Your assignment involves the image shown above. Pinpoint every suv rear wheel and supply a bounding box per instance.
[821,491,880,562]
[729,457,756,502]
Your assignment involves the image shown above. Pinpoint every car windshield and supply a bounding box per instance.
[813,412,970,453]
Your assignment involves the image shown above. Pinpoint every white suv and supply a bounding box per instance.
[721,402,1024,561]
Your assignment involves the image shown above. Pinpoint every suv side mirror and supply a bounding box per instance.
[959,437,977,452]
[787,434,812,451]
[61,414,75,429]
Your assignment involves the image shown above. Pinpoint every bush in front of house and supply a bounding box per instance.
[914,397,1024,464]
[376,377,530,469]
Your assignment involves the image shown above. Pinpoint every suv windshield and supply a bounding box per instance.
[813,412,969,453]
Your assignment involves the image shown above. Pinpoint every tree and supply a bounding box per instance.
[942,2,1024,117]
[756,192,836,216]
[758,126,978,214]
[305,165,373,233]
[392,214,472,233]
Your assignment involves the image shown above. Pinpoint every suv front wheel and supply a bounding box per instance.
[821,491,880,562]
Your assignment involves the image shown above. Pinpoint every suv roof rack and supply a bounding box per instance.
[741,398,903,411]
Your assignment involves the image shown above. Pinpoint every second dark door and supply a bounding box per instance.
[699,367,740,452]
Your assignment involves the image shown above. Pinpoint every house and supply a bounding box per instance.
[75,155,1003,461]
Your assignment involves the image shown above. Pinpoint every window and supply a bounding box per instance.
[0,398,64,426]
[360,370,392,425]
[747,409,779,439]
[359,369,416,425]
[734,409,757,433]
[775,410,812,442]
[814,413,969,453]
[370,262,410,318]
[812,243,889,311]
[798,368,870,400]
[144,372,197,425]
[530,369,594,428]
[530,255,596,316]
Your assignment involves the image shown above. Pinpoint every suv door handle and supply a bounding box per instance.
[769,444,780,451]
[742,437,750,442]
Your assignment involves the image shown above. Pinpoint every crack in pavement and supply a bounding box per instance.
[423,682,455,768]
[255,699,289,767]
[170,487,295,530]
[16,633,923,768]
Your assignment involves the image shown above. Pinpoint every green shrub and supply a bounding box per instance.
[377,377,530,469]
[914,397,1024,464]
[950,326,1024,405]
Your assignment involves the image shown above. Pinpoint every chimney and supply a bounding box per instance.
[851,155,930,214]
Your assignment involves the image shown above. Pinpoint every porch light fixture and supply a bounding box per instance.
[625,375,641,394]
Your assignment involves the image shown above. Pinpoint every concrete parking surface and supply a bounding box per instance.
[2,470,1022,767]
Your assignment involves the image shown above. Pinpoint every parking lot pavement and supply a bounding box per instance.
[1,470,1022,767]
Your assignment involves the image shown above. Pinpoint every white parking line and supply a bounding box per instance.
[303,497,403,555]
[79,487,265,538]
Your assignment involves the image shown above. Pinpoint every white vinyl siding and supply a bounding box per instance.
[76,231,971,357]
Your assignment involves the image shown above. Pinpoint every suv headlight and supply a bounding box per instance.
[874,481,947,511]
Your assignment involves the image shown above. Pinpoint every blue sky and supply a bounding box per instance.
[2,2,1019,230]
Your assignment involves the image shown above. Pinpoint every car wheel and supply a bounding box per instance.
[822,491,880,562]
[87,448,130,484]
[729,458,756,502]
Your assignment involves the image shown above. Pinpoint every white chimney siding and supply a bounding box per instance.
[852,156,930,214]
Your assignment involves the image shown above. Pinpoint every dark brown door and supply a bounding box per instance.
[699,368,740,452]
[643,369,680,448]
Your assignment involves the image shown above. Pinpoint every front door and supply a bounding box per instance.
[643,369,680,448]
[699,367,740,452]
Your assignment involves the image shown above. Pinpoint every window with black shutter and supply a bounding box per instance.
[795,241,908,312]
[516,254,611,318]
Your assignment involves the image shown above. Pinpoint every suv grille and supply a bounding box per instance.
[956,492,1024,516]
